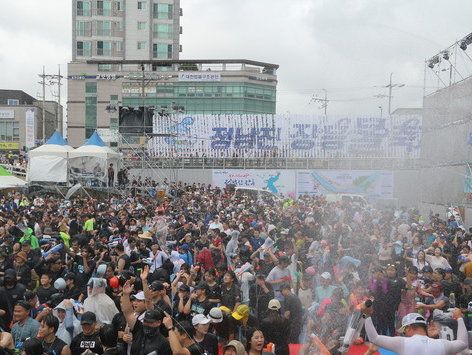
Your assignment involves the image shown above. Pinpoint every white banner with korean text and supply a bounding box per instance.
[148,114,422,159]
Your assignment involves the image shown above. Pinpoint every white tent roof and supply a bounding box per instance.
[69,145,120,159]
[0,175,27,189]
[28,144,74,158]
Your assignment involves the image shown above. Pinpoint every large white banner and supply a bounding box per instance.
[296,170,394,198]
[148,114,422,159]
[212,169,297,198]
[212,169,394,198]
[25,109,35,149]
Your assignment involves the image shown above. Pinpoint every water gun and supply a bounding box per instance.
[338,299,373,353]
[42,243,64,258]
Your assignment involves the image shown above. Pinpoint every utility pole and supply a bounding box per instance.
[310,89,329,115]
[39,66,46,142]
[57,65,62,133]
[38,66,64,141]
[386,73,405,116]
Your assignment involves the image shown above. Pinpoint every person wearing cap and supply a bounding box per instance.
[13,251,32,288]
[249,274,274,320]
[260,299,289,355]
[120,280,171,355]
[20,240,41,270]
[192,314,218,355]
[130,291,147,321]
[230,304,258,344]
[11,301,40,351]
[416,283,449,312]
[70,311,103,355]
[183,282,212,317]
[314,272,336,303]
[364,304,468,354]
[222,340,245,355]
[280,284,303,344]
[265,256,291,301]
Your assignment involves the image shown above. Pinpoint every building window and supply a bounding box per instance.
[76,20,89,36]
[97,41,112,56]
[0,122,20,141]
[154,23,172,39]
[85,82,97,138]
[97,20,111,36]
[137,41,147,50]
[153,3,173,19]
[115,41,123,52]
[97,0,111,16]
[7,99,19,106]
[137,1,146,10]
[77,1,91,16]
[153,43,172,59]
[116,20,123,31]
[137,21,146,30]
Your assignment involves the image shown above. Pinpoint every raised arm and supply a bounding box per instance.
[443,310,468,354]
[365,317,404,353]
[120,280,138,331]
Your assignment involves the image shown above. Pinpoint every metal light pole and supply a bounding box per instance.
[378,106,383,118]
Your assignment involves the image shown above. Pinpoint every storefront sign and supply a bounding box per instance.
[178,72,221,82]
[0,110,14,119]
[0,142,20,150]
[68,74,120,80]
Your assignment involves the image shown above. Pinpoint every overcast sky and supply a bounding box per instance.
[1,0,472,117]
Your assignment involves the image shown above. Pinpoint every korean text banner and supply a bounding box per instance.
[212,170,297,198]
[211,169,394,198]
[148,114,421,159]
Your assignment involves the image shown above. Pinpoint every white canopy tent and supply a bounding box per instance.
[68,132,121,187]
[0,166,27,189]
[27,131,74,183]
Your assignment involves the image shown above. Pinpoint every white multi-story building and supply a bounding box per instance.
[72,0,182,61]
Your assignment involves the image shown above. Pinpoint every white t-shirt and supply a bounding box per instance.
[365,316,468,355]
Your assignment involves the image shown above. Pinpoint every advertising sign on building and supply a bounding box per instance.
[0,110,14,119]
[25,109,35,149]
[178,72,221,82]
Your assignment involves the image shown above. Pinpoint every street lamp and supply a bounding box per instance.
[378,106,383,118]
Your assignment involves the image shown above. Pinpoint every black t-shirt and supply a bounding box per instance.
[37,286,58,304]
[42,336,67,355]
[70,332,103,355]
[187,343,204,355]
[118,254,131,270]
[73,256,96,289]
[195,333,218,355]
[207,284,221,304]
[131,320,172,355]
[220,284,241,310]
[190,297,213,316]
[154,299,172,315]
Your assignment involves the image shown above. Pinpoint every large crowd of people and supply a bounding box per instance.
[0,182,470,355]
